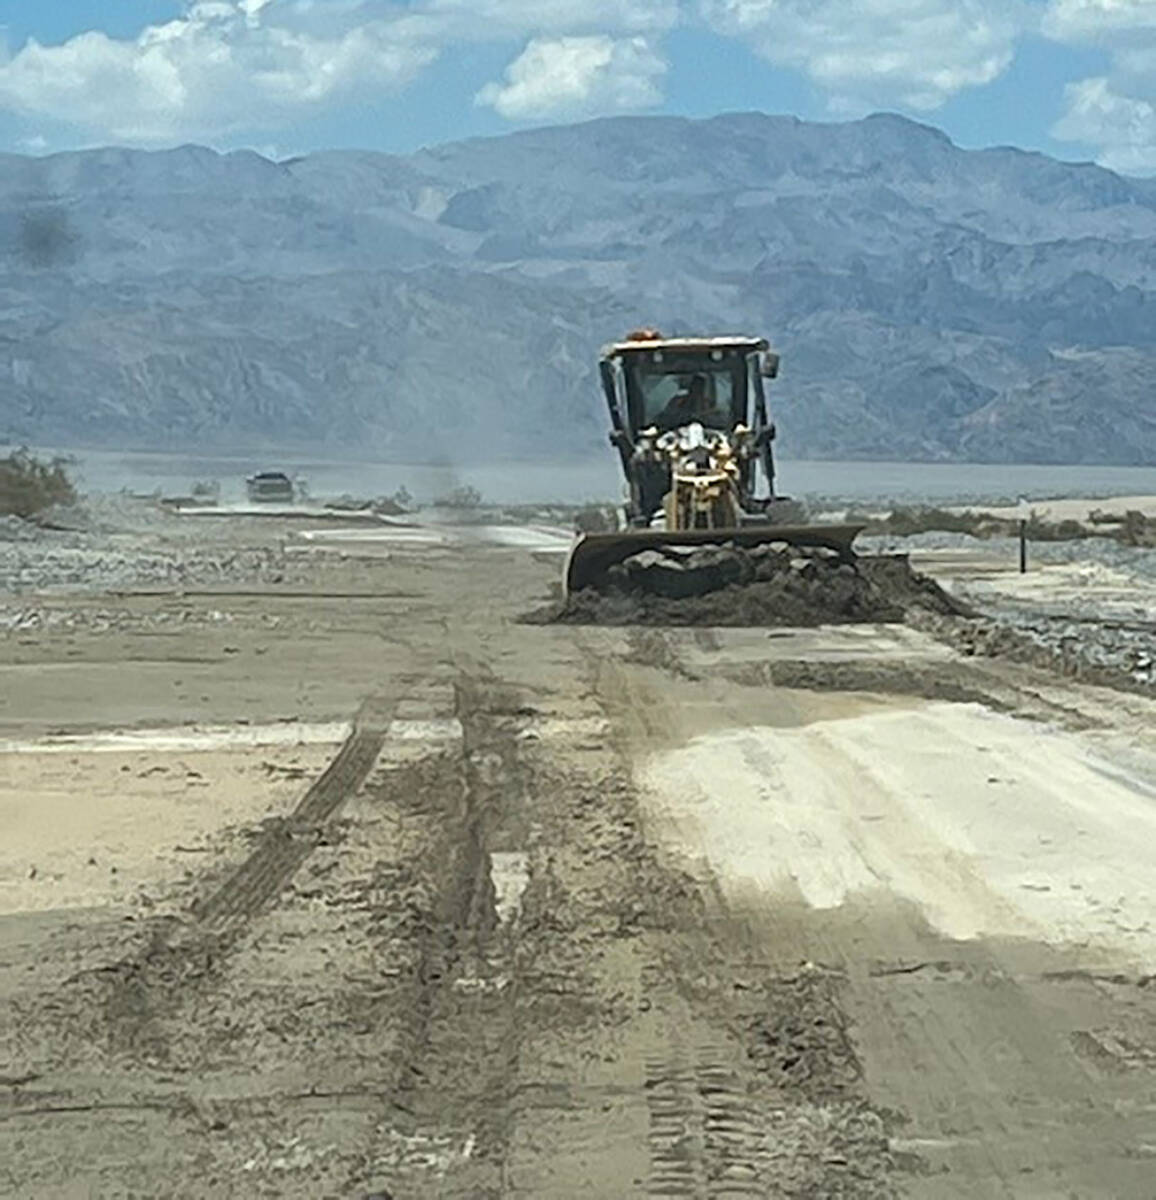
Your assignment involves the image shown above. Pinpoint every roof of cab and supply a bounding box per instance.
[602,335,768,359]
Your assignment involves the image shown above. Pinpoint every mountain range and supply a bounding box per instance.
[2,111,1156,464]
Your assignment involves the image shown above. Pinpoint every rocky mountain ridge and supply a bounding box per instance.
[2,111,1155,463]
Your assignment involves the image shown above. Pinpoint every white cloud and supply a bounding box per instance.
[701,0,1025,110]
[1052,77,1156,171]
[0,0,683,143]
[0,0,438,142]
[1043,0,1156,170]
[1043,0,1156,41]
[429,0,680,36]
[476,35,667,120]
[0,0,1041,144]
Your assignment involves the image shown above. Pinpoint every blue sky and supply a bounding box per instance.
[0,1,1151,172]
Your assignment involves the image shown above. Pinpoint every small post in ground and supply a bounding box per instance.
[1017,495,1029,574]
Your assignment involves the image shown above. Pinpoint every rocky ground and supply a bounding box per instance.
[0,500,331,594]
[862,532,1156,692]
[2,496,1156,1197]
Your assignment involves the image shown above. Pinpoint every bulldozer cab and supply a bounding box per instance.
[598,334,779,522]
[601,336,772,439]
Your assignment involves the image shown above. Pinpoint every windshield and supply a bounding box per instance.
[628,360,741,431]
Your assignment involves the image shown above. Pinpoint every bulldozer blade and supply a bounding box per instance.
[563,522,866,598]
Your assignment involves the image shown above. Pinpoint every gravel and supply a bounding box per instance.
[0,496,323,594]
[0,605,249,633]
[0,543,310,593]
[862,531,1156,692]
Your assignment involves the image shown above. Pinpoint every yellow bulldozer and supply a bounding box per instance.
[564,330,864,595]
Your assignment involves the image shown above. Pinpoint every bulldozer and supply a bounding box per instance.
[564,330,864,595]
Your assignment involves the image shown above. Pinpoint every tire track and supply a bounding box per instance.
[195,694,395,929]
[33,691,402,1065]
[573,635,900,1199]
[646,1054,771,1199]
[353,671,531,1198]
[646,1055,707,1197]
[698,1062,767,1199]
[642,969,769,1200]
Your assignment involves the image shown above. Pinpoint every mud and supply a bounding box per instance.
[719,657,1014,710]
[4,498,1156,1197]
[551,544,968,627]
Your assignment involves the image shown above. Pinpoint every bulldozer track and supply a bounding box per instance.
[647,1055,708,1197]
[195,693,396,930]
[646,1051,768,1198]
[641,963,771,1199]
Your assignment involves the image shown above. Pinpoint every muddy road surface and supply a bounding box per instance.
[2,510,1156,1197]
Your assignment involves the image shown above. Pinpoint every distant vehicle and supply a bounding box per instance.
[245,471,296,503]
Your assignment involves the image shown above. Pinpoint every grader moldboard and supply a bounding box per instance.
[563,330,865,596]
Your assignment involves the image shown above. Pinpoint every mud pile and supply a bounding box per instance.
[554,543,968,626]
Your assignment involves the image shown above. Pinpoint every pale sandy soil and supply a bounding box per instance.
[0,739,340,914]
[641,698,1156,965]
[960,493,1156,521]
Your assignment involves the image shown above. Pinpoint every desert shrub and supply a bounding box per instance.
[768,497,809,525]
[574,505,618,533]
[873,506,996,537]
[436,484,483,509]
[859,503,1153,546]
[0,449,77,517]
[386,484,414,512]
[1117,511,1156,548]
[1024,514,1088,542]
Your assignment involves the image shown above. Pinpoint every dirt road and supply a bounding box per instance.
[2,514,1156,1197]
